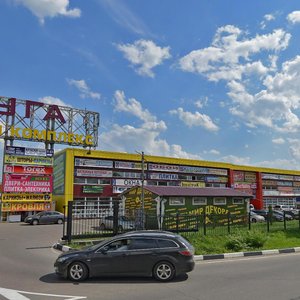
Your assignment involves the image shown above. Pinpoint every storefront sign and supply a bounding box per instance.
[4,155,53,166]
[234,183,257,189]
[206,176,228,183]
[5,146,54,157]
[181,181,205,187]
[2,193,52,202]
[1,202,51,212]
[148,163,179,172]
[234,171,244,181]
[4,165,53,175]
[75,169,113,177]
[113,179,147,186]
[115,161,147,170]
[75,158,113,168]
[3,174,53,193]
[262,173,280,180]
[149,173,178,180]
[207,168,228,176]
[244,172,256,182]
[82,185,103,193]
[179,166,208,174]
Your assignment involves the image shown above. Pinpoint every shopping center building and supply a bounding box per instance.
[53,148,300,216]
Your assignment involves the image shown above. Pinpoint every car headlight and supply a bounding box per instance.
[56,256,70,263]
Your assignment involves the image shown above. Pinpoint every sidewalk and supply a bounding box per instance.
[53,241,300,261]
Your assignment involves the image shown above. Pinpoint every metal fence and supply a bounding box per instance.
[62,201,300,243]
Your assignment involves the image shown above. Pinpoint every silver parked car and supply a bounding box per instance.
[250,211,265,223]
[99,215,136,232]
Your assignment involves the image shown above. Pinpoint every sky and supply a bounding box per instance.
[2,0,300,171]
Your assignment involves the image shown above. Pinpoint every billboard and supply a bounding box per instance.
[1,202,51,212]
[75,169,112,177]
[2,193,52,202]
[5,146,53,157]
[4,165,53,175]
[0,97,99,147]
[3,174,53,193]
[4,155,53,166]
[75,158,113,168]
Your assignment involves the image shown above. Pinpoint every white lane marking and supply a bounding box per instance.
[0,287,86,300]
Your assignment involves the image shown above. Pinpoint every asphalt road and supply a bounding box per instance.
[1,222,300,300]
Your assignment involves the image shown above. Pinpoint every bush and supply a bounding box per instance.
[225,230,267,251]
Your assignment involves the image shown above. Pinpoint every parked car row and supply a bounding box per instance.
[250,209,298,222]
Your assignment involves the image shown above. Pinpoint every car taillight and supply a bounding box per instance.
[179,250,193,256]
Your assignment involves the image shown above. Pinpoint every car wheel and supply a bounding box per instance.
[57,219,63,224]
[32,219,39,225]
[153,261,175,282]
[118,225,124,233]
[99,223,106,230]
[68,262,88,281]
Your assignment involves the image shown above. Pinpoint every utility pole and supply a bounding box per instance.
[141,151,145,229]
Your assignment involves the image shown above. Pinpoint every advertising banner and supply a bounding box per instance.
[148,163,179,172]
[82,185,103,193]
[4,165,53,175]
[233,171,244,182]
[149,173,178,180]
[1,202,51,212]
[75,158,113,168]
[53,151,65,195]
[6,146,54,157]
[262,173,280,180]
[113,179,147,186]
[2,193,52,202]
[244,172,256,182]
[206,176,228,183]
[179,166,208,174]
[3,174,53,193]
[4,155,53,166]
[207,168,228,176]
[115,161,147,170]
[75,169,113,177]
[181,181,205,187]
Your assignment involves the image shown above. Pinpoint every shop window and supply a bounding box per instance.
[233,198,244,204]
[213,197,226,205]
[86,178,98,184]
[192,197,207,205]
[169,197,185,206]
[74,177,85,184]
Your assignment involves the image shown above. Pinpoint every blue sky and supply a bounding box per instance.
[2,0,300,170]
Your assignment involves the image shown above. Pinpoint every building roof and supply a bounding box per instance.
[124,186,253,198]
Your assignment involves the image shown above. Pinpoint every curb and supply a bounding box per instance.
[194,246,300,261]
[52,243,300,260]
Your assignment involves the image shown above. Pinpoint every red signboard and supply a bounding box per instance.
[4,165,53,175]
[3,174,53,193]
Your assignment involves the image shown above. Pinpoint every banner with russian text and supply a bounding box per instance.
[4,165,53,175]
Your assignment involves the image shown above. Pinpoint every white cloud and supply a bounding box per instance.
[13,0,81,24]
[260,13,275,29]
[169,107,219,132]
[287,11,300,24]
[179,27,290,82]
[117,39,171,77]
[100,90,201,160]
[39,95,70,107]
[220,154,251,165]
[272,138,285,144]
[195,97,208,108]
[67,79,101,100]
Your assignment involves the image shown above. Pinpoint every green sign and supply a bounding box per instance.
[83,185,103,194]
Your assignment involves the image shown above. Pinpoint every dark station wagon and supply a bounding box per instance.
[54,230,195,282]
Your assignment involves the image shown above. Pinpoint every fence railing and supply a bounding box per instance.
[62,201,300,243]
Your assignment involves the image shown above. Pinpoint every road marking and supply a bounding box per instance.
[0,287,86,300]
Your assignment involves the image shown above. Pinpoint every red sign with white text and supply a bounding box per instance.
[4,165,53,175]
[3,174,53,193]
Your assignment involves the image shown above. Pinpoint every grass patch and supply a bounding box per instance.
[183,228,300,255]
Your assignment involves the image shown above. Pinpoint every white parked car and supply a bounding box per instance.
[250,211,265,223]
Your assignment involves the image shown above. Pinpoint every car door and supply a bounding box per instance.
[126,238,159,275]
[38,212,52,224]
[90,238,131,277]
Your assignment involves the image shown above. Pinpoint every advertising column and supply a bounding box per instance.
[1,146,53,221]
